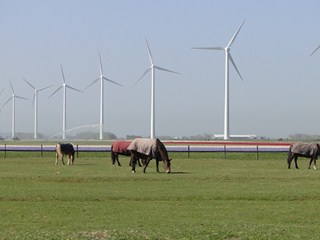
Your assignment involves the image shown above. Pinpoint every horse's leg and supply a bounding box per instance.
[55,152,59,165]
[143,157,152,173]
[61,155,65,165]
[287,152,293,169]
[111,152,116,166]
[294,156,298,169]
[311,158,317,170]
[138,158,142,167]
[131,153,137,173]
[156,159,160,173]
[70,154,74,165]
[116,154,121,166]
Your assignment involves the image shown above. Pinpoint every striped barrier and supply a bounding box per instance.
[0,143,290,155]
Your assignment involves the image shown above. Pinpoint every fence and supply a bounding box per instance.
[0,143,290,159]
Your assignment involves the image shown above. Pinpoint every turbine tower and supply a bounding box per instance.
[192,19,245,140]
[49,65,82,140]
[0,81,28,139]
[133,38,180,139]
[23,78,52,139]
[83,53,123,140]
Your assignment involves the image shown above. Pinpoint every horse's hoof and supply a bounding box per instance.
[132,171,136,173]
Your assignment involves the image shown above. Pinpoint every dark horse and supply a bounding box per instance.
[127,138,172,173]
[111,141,142,167]
[287,143,320,169]
[55,143,75,165]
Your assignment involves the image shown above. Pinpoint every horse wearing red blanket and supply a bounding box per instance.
[111,141,142,167]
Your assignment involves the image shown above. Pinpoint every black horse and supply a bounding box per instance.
[287,143,320,169]
[127,138,171,173]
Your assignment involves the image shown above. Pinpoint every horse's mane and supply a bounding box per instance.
[156,139,169,161]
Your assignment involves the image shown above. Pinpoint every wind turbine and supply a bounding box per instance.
[49,65,82,140]
[83,53,123,140]
[23,78,52,139]
[0,81,28,139]
[192,19,245,140]
[311,43,320,56]
[133,38,180,139]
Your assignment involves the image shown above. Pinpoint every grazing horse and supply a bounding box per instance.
[111,141,142,167]
[287,143,320,169]
[55,143,75,165]
[127,138,172,173]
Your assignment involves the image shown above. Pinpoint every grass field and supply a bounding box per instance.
[1,151,320,239]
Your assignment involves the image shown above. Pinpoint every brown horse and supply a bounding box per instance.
[127,138,171,173]
[287,143,320,169]
[111,141,142,167]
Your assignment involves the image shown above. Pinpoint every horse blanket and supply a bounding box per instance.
[59,143,75,155]
[112,141,131,154]
[127,138,157,157]
[291,143,319,157]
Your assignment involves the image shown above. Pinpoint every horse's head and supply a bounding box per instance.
[156,139,172,173]
[163,158,172,173]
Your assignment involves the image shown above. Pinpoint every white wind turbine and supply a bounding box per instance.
[133,38,180,139]
[192,19,245,140]
[23,78,52,139]
[83,53,123,140]
[0,81,28,139]
[49,65,82,140]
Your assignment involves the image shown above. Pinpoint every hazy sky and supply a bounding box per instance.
[0,0,320,139]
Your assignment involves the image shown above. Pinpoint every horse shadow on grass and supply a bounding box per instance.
[168,171,190,175]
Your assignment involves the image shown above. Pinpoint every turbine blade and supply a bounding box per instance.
[83,78,100,91]
[99,52,104,75]
[66,85,82,93]
[1,97,13,109]
[102,77,124,87]
[192,47,224,50]
[155,66,180,75]
[60,64,66,83]
[38,85,53,92]
[145,38,154,65]
[227,19,246,48]
[229,53,244,81]
[23,78,35,89]
[15,95,28,100]
[48,86,63,98]
[32,94,35,107]
[9,80,14,94]
[311,44,320,56]
[133,68,152,87]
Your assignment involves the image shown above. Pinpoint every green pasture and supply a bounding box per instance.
[1,151,320,239]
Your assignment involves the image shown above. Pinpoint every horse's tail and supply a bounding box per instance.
[287,145,293,164]
[111,144,116,164]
